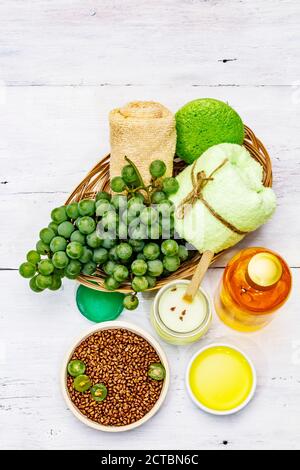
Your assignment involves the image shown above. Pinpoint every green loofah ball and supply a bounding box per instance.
[175,98,244,163]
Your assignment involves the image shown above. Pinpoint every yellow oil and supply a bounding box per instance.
[189,346,254,412]
[214,248,292,332]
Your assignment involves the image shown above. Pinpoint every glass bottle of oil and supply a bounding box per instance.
[214,247,292,332]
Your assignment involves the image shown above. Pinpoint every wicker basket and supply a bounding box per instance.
[65,125,273,293]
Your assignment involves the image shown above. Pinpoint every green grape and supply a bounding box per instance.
[75,217,82,228]
[122,164,138,184]
[148,222,161,240]
[128,223,148,240]
[99,227,114,240]
[132,276,148,292]
[52,251,69,269]
[93,247,108,265]
[104,276,120,291]
[101,212,118,231]
[86,231,102,248]
[57,221,75,239]
[134,192,145,203]
[96,200,115,217]
[66,242,84,259]
[127,195,144,208]
[161,239,179,256]
[108,246,119,261]
[70,230,86,245]
[49,274,62,291]
[111,194,127,211]
[19,262,36,279]
[38,259,54,276]
[178,245,189,262]
[120,210,129,225]
[113,264,129,282]
[146,275,156,289]
[151,190,167,204]
[64,271,77,280]
[79,246,93,264]
[66,202,79,220]
[150,160,166,178]
[160,212,174,236]
[131,259,147,276]
[140,207,158,226]
[129,239,145,253]
[29,275,43,292]
[95,191,111,202]
[116,243,133,260]
[162,177,179,195]
[26,250,41,265]
[147,259,164,277]
[48,222,59,234]
[36,274,52,289]
[127,207,144,225]
[77,216,96,235]
[122,211,132,227]
[163,255,180,272]
[53,267,65,278]
[36,240,50,255]
[65,259,82,276]
[162,268,170,277]
[50,236,67,253]
[123,294,139,310]
[101,237,116,250]
[103,260,117,276]
[118,222,128,240]
[82,261,97,275]
[39,227,55,244]
[157,199,174,217]
[51,206,68,224]
[143,242,160,260]
[111,176,126,193]
[136,253,146,261]
[78,199,95,217]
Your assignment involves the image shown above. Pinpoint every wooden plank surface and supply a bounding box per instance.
[1,0,300,86]
[1,0,300,450]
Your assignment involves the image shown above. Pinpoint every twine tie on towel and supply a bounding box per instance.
[176,158,248,236]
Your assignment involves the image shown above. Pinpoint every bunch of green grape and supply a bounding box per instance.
[19,159,190,310]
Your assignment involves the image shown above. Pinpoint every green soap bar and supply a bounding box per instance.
[76,285,124,323]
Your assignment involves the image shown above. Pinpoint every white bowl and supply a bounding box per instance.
[185,343,257,416]
[61,320,170,432]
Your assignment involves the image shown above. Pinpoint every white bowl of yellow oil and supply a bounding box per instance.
[186,344,257,415]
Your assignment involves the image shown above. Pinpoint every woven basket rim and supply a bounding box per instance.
[66,125,273,293]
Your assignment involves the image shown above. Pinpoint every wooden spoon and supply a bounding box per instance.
[183,250,214,303]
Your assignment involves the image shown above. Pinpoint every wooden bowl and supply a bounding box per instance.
[65,126,273,293]
[61,321,170,432]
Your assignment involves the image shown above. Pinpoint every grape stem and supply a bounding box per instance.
[124,156,152,205]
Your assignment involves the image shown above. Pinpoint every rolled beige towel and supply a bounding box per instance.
[109,101,176,185]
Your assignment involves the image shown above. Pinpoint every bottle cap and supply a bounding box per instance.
[247,252,283,287]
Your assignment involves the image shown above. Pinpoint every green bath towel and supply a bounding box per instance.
[170,143,276,253]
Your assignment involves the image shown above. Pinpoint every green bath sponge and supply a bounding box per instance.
[176,98,244,163]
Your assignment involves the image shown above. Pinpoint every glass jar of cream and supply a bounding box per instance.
[151,280,212,345]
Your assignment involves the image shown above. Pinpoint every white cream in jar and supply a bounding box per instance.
[151,280,212,345]
[158,284,207,333]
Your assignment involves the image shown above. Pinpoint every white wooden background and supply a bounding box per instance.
[1,0,300,450]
